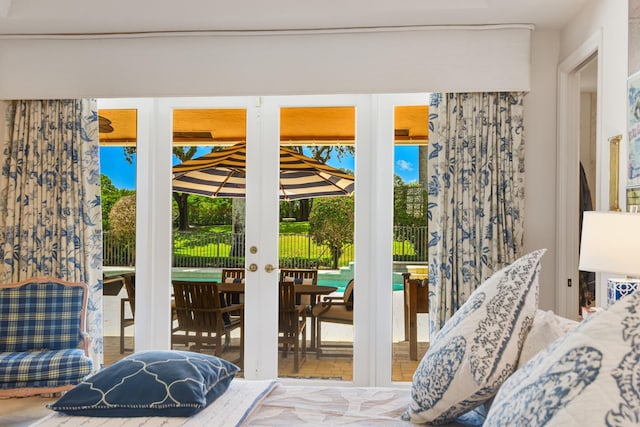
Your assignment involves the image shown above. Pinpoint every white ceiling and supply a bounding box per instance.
[0,0,592,35]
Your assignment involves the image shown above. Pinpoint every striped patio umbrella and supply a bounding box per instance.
[172,142,354,200]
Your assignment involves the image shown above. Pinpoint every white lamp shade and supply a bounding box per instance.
[579,211,640,276]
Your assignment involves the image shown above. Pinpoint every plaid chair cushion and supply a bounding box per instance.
[0,281,84,352]
[0,348,93,389]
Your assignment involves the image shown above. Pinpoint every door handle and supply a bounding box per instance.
[264,264,275,273]
[248,263,258,272]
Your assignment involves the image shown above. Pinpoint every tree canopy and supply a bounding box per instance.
[308,196,354,269]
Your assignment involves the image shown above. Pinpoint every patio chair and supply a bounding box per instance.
[171,280,243,366]
[402,272,429,360]
[279,268,318,348]
[312,279,354,358]
[119,272,136,354]
[279,268,318,306]
[278,280,307,372]
[221,268,245,306]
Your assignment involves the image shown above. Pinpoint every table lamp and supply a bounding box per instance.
[579,211,640,306]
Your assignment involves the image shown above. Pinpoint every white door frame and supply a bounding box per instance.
[98,93,430,386]
[375,93,431,385]
[97,97,173,352]
[262,94,374,385]
[556,30,604,317]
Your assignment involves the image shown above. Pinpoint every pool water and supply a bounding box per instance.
[317,279,404,293]
[106,268,405,294]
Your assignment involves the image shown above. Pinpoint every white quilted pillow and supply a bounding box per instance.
[517,310,579,368]
[485,290,640,426]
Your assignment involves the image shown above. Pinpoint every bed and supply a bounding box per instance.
[32,379,485,427]
[33,251,639,426]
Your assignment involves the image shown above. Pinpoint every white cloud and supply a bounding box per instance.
[396,159,413,171]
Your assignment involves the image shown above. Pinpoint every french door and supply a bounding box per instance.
[98,94,428,385]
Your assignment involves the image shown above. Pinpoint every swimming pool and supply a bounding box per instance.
[317,278,404,293]
[105,268,405,294]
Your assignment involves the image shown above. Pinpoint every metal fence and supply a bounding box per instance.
[103,226,427,268]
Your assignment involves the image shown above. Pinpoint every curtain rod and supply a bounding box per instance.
[0,23,535,40]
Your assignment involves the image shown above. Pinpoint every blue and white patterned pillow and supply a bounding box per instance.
[48,350,239,417]
[403,249,545,424]
[484,289,640,426]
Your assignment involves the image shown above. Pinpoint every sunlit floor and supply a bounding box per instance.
[105,336,427,382]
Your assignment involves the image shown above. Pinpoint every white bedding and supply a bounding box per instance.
[31,380,483,426]
[244,384,412,426]
[31,379,277,427]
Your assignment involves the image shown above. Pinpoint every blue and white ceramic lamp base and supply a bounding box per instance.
[607,278,640,307]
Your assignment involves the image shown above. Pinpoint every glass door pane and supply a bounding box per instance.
[98,107,138,366]
[391,104,430,382]
[170,108,248,371]
[277,106,356,380]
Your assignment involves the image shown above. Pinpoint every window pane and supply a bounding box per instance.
[391,105,430,381]
[99,108,138,366]
[278,106,355,380]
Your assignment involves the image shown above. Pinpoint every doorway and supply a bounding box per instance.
[556,31,602,319]
[97,93,430,386]
[577,55,598,312]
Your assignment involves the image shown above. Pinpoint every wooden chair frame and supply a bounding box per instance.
[278,281,307,372]
[402,272,429,361]
[171,280,244,367]
[221,268,245,306]
[279,268,318,349]
[313,279,354,358]
[119,272,136,354]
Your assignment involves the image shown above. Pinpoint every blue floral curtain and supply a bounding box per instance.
[427,92,525,333]
[0,99,103,368]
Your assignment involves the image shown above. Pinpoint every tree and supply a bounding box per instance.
[295,145,354,164]
[418,145,428,192]
[108,194,137,265]
[393,176,428,259]
[172,146,199,230]
[109,195,136,241]
[308,196,354,269]
[124,145,203,231]
[188,196,232,225]
[291,145,354,220]
[100,174,135,231]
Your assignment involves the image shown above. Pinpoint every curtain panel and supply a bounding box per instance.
[0,99,103,367]
[427,92,526,333]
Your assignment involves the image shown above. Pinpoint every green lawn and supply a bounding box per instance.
[191,222,311,234]
[174,221,417,259]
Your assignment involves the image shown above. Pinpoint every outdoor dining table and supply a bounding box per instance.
[216,282,338,352]
[217,282,337,297]
[102,274,125,296]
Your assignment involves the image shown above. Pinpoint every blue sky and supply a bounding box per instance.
[100,145,420,190]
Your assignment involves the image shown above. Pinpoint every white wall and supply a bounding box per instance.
[523,29,561,310]
[561,0,628,208]
[559,0,628,307]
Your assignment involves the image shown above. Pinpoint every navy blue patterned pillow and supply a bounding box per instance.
[485,289,640,426]
[48,350,239,417]
[403,249,545,424]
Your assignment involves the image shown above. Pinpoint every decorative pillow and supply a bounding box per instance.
[48,350,239,417]
[403,249,545,424]
[517,309,579,368]
[484,290,640,426]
